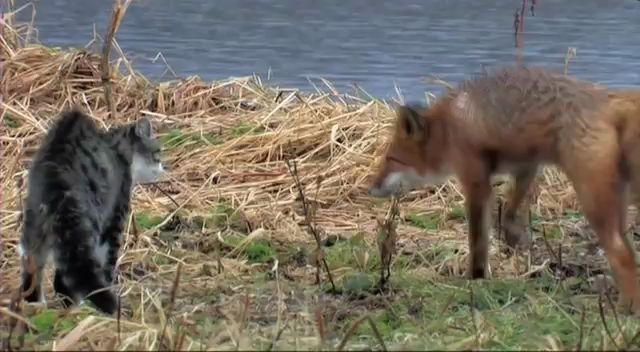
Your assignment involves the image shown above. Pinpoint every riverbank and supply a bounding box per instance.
[2,10,640,351]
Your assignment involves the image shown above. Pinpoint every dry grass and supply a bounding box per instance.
[2,3,640,351]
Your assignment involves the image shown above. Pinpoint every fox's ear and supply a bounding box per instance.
[396,105,427,141]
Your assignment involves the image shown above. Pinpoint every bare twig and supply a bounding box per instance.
[266,320,289,352]
[285,157,336,292]
[376,195,400,291]
[513,0,539,64]
[173,325,186,351]
[598,292,620,350]
[564,47,577,75]
[235,293,251,351]
[314,306,326,349]
[366,317,388,352]
[101,0,131,119]
[604,290,629,347]
[336,315,388,352]
[157,262,183,351]
[540,226,561,266]
[576,307,586,351]
[117,295,122,346]
[627,326,640,350]
[337,315,368,351]
[469,284,480,349]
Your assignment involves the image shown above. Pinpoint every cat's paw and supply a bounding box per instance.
[88,289,118,315]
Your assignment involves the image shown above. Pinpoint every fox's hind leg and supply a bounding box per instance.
[51,198,117,315]
[565,137,640,315]
[623,140,640,235]
[501,166,539,249]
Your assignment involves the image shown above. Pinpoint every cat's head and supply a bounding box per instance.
[129,117,165,184]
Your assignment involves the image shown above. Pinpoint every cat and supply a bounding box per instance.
[18,107,165,314]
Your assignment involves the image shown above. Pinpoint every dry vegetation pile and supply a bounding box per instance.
[1,4,640,351]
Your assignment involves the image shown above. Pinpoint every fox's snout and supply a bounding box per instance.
[367,157,397,198]
[367,177,393,198]
[367,155,450,198]
[367,157,415,198]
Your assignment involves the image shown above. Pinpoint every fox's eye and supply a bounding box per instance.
[387,155,410,166]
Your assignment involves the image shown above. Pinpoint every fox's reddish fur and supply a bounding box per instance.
[368,66,640,314]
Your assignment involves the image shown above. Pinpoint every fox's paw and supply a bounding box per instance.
[615,294,640,317]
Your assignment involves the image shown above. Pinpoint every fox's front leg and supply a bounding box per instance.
[458,155,493,279]
[501,166,539,249]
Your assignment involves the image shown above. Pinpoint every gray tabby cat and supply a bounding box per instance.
[18,108,164,314]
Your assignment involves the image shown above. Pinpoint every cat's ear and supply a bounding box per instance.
[134,117,153,138]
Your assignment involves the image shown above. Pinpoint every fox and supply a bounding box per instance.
[367,65,640,314]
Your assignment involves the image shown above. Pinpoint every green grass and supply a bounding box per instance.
[244,239,276,263]
[406,212,442,230]
[2,114,21,128]
[334,270,640,350]
[135,212,165,230]
[189,201,250,233]
[545,225,564,240]
[161,128,221,149]
[18,308,91,348]
[231,122,265,137]
[325,233,381,272]
[446,205,466,221]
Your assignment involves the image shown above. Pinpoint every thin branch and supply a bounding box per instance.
[101,0,131,119]
[157,262,183,351]
[598,293,620,350]
[576,307,586,351]
[336,315,388,352]
[285,157,336,292]
[376,195,399,291]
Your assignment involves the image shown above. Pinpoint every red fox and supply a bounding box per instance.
[368,66,640,314]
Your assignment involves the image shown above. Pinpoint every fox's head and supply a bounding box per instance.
[368,102,452,198]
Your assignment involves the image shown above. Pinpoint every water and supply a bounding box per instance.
[11,0,640,101]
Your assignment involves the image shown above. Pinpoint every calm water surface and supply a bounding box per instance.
[11,0,640,101]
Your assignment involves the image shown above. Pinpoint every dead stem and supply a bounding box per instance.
[564,47,577,75]
[314,306,326,349]
[376,195,399,291]
[598,292,620,350]
[576,307,586,351]
[101,0,130,120]
[604,290,629,347]
[469,284,480,349]
[627,327,640,349]
[285,158,337,293]
[540,226,561,265]
[117,295,121,346]
[235,293,250,351]
[336,314,388,352]
[157,262,182,351]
